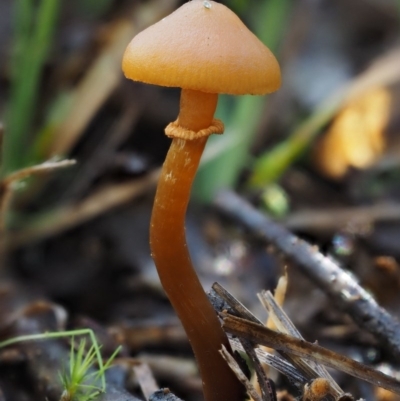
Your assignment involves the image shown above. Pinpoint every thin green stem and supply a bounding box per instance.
[248,94,341,187]
[2,0,60,176]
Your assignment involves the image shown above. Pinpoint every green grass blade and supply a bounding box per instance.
[248,98,338,187]
[2,0,60,176]
[11,0,33,80]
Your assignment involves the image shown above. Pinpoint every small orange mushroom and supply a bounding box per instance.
[122,2,280,401]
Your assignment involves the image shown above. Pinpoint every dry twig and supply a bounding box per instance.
[220,345,263,401]
[222,314,400,395]
[214,190,400,359]
[0,160,76,235]
[0,169,159,252]
[283,203,400,233]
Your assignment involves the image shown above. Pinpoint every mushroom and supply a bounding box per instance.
[122,2,280,401]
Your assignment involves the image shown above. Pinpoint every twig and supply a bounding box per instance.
[0,169,159,252]
[220,345,263,401]
[132,362,159,401]
[210,284,307,388]
[222,314,400,395]
[64,101,142,200]
[210,282,262,324]
[1,159,76,186]
[229,338,308,386]
[214,190,400,360]
[239,338,277,401]
[283,203,400,233]
[48,0,180,157]
[0,159,76,235]
[211,283,346,398]
[258,291,343,399]
[136,354,201,394]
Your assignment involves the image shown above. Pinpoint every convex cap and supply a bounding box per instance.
[122,0,281,95]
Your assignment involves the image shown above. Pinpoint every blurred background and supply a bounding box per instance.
[1,0,400,400]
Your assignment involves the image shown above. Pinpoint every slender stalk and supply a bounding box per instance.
[150,89,243,401]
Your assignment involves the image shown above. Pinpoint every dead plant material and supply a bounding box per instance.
[0,169,160,253]
[211,283,346,400]
[1,160,76,187]
[211,283,400,399]
[257,291,342,399]
[251,273,288,400]
[283,203,400,233]
[223,313,400,395]
[137,354,201,396]
[110,318,186,353]
[49,19,135,156]
[65,100,143,200]
[48,0,179,158]
[220,344,264,401]
[131,361,159,401]
[0,160,76,235]
[266,273,288,333]
[314,87,391,179]
[214,190,400,359]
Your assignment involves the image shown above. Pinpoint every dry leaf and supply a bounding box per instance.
[314,86,391,179]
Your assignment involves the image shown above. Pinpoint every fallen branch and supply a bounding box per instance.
[214,190,400,360]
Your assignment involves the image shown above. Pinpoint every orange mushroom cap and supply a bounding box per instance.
[122,0,281,95]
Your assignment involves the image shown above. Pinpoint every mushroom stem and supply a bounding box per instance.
[150,89,243,401]
[177,89,218,131]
